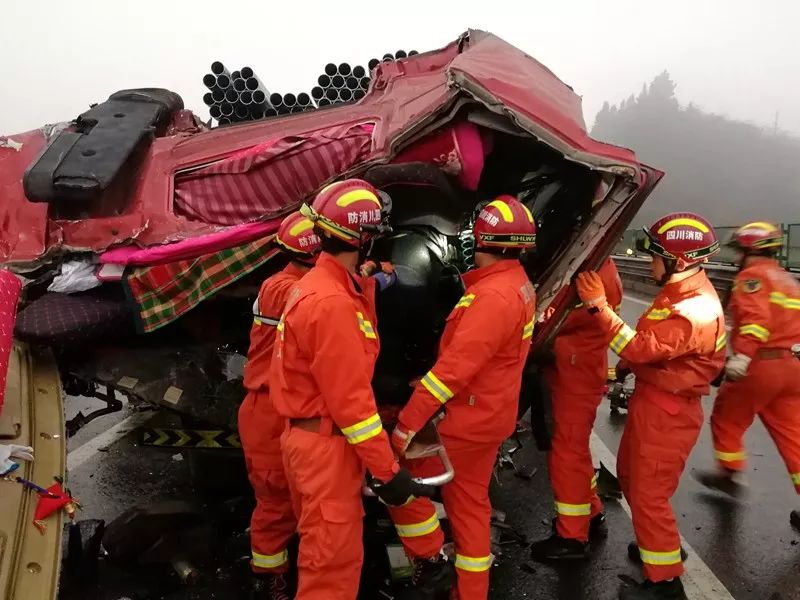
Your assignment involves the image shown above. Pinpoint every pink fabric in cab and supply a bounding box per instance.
[100,220,279,266]
[393,121,487,190]
[0,270,21,414]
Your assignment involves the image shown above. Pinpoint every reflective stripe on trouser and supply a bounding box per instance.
[240,390,297,574]
[281,427,365,600]
[617,386,703,582]
[548,388,605,542]
[393,436,500,600]
[712,358,800,493]
[389,490,445,559]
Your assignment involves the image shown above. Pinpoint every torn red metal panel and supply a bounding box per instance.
[448,30,641,169]
[0,129,49,264]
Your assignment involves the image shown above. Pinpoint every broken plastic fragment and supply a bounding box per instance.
[0,136,23,151]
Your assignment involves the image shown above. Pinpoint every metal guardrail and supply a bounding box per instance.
[612,255,798,299]
[615,223,800,271]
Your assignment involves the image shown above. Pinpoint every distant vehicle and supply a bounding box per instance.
[0,31,661,598]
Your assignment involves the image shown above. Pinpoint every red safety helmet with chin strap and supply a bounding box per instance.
[275,211,321,263]
[300,179,385,248]
[636,212,719,270]
[473,195,537,251]
[728,221,783,253]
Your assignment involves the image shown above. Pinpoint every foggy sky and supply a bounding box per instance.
[2,0,799,137]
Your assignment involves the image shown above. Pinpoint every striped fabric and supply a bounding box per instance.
[455,554,494,573]
[356,312,377,339]
[555,501,591,516]
[125,238,280,333]
[174,123,374,225]
[609,324,636,354]
[454,293,476,309]
[646,307,671,320]
[341,413,384,445]
[252,549,289,569]
[522,318,534,339]
[769,291,800,310]
[638,547,683,566]
[715,332,727,352]
[715,449,746,463]
[394,513,441,538]
[421,370,454,404]
[739,323,770,342]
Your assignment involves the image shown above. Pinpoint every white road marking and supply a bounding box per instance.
[67,411,155,472]
[589,431,734,599]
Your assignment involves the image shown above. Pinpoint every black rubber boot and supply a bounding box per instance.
[250,573,292,600]
[400,554,455,600]
[530,534,589,561]
[692,469,747,498]
[791,510,800,531]
[627,542,688,565]
[589,513,608,540]
[618,578,687,600]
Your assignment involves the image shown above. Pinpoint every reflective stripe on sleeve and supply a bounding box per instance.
[791,473,800,486]
[341,413,384,445]
[639,547,683,566]
[394,513,441,538]
[769,292,800,310]
[609,324,636,355]
[714,449,747,463]
[356,312,377,339]
[421,371,454,404]
[454,553,494,573]
[739,323,770,342]
[715,332,727,352]
[254,315,281,327]
[646,308,671,320]
[455,293,476,309]
[555,501,592,517]
[591,473,598,490]
[523,318,534,340]
[252,549,289,569]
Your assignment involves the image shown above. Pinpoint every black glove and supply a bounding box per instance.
[710,368,726,388]
[613,364,631,383]
[369,468,436,506]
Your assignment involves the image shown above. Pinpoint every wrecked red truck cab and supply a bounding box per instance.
[1,29,662,429]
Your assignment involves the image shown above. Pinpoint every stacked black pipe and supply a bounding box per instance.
[202,50,419,126]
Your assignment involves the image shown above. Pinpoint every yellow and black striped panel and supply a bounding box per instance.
[139,428,241,449]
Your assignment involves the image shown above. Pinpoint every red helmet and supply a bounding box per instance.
[636,212,719,269]
[301,179,384,248]
[473,195,536,250]
[275,211,321,261]
[728,221,783,252]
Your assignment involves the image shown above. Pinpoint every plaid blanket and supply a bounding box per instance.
[125,236,279,333]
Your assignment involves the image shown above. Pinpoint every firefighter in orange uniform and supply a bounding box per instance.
[575,212,726,600]
[390,195,537,600]
[239,211,320,598]
[270,180,434,600]
[530,257,623,560]
[695,223,800,522]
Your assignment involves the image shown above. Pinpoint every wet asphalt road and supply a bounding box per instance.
[62,292,800,600]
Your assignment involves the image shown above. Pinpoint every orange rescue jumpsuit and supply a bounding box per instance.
[270,252,399,600]
[711,257,800,492]
[239,262,306,573]
[594,270,725,582]
[546,258,623,542]
[392,260,536,600]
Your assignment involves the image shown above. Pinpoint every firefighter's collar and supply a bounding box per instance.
[462,259,522,288]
